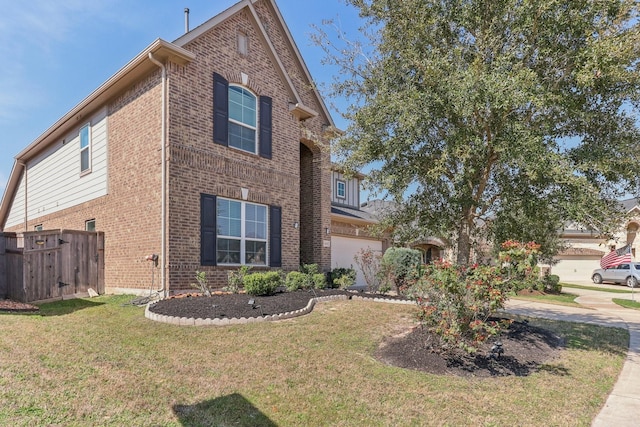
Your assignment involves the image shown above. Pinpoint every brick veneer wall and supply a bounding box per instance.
[5,0,334,293]
[164,4,332,290]
[4,73,165,293]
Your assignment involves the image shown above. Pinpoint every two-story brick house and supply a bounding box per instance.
[0,0,335,295]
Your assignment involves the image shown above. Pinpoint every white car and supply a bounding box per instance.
[591,263,640,287]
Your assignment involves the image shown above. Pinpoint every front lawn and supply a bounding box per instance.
[0,295,628,426]
[511,291,582,307]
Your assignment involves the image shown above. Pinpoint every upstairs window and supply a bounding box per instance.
[228,86,257,153]
[213,73,272,159]
[336,180,346,199]
[80,124,91,174]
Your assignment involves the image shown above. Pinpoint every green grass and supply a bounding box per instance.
[562,283,633,293]
[0,294,628,426]
[612,298,640,310]
[511,291,582,307]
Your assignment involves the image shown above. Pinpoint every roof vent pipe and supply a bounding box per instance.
[184,8,190,33]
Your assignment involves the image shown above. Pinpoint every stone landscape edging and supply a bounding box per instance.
[145,293,414,326]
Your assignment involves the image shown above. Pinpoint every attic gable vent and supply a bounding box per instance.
[237,32,248,56]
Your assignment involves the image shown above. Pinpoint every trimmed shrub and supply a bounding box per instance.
[244,271,281,296]
[544,274,562,294]
[285,264,325,291]
[285,271,308,291]
[330,267,356,289]
[381,247,422,293]
[313,273,327,289]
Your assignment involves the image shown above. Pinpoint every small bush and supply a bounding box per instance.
[225,265,252,294]
[285,271,308,291]
[330,267,356,289]
[190,271,213,296]
[300,263,320,275]
[313,273,327,289]
[381,247,422,293]
[543,274,562,294]
[285,264,326,291]
[244,271,281,296]
[353,248,383,292]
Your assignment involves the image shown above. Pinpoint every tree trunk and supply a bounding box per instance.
[456,221,472,265]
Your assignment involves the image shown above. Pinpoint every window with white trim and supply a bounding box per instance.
[336,180,346,199]
[217,198,267,265]
[85,219,96,232]
[34,224,43,231]
[228,85,257,153]
[80,124,91,173]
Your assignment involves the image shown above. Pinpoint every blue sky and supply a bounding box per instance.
[0,0,360,197]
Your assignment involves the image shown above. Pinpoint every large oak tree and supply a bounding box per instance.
[322,0,640,264]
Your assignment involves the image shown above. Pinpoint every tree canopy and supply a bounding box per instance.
[321,0,640,264]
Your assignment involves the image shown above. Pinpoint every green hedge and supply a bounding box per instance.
[244,271,282,296]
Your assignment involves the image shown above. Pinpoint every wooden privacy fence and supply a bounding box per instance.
[0,230,104,303]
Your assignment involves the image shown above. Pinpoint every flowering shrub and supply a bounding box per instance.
[411,241,541,353]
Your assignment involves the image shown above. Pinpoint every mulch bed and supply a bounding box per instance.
[0,299,40,312]
[148,289,358,319]
[149,289,563,377]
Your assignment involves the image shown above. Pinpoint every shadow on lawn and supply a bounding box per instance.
[35,298,106,316]
[173,393,277,427]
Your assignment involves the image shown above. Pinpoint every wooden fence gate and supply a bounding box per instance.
[18,230,105,303]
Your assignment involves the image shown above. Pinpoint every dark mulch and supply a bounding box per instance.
[148,289,355,319]
[148,289,563,377]
[376,318,564,377]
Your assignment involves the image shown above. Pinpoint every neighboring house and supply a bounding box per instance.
[329,170,390,288]
[0,0,335,295]
[359,199,449,265]
[552,198,640,282]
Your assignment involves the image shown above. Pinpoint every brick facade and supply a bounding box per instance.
[3,1,333,294]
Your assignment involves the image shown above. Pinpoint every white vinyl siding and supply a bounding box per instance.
[4,108,108,229]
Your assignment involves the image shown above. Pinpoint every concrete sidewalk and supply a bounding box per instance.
[505,284,640,427]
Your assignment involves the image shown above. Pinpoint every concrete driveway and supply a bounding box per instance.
[505,282,640,426]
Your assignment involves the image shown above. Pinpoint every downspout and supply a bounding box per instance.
[148,52,168,297]
[19,161,27,232]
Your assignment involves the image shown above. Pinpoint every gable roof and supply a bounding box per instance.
[173,0,332,124]
[0,39,195,230]
[0,0,334,230]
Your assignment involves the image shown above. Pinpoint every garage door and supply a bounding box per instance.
[331,236,383,288]
[552,259,601,283]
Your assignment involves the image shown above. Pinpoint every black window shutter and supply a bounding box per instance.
[201,194,217,266]
[259,96,272,159]
[213,73,228,146]
[269,205,281,267]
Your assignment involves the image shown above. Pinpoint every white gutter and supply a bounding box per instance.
[148,52,168,297]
